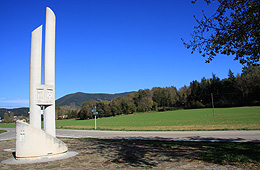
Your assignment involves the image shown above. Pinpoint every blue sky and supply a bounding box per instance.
[0,0,242,108]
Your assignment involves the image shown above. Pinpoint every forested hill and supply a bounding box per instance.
[0,92,133,118]
[56,92,133,106]
[0,107,29,119]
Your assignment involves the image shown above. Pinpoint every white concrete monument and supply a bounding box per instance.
[15,7,68,160]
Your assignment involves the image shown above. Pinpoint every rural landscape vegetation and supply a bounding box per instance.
[1,66,260,131]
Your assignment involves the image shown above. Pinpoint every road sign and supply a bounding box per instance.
[92,106,98,129]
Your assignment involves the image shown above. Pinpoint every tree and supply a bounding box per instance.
[164,86,178,107]
[110,97,123,116]
[209,73,221,95]
[102,100,112,117]
[55,104,61,120]
[137,97,153,112]
[237,65,260,102]
[152,87,164,107]
[135,89,154,112]
[4,112,10,123]
[78,101,96,120]
[219,69,239,106]
[228,69,235,80]
[178,85,191,107]
[182,0,260,65]
[67,103,79,119]
[200,77,211,104]
[10,112,14,122]
[123,96,136,114]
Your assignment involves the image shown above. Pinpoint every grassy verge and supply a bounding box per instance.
[56,106,260,131]
[1,106,259,131]
[0,123,15,128]
[100,139,260,168]
[0,130,6,134]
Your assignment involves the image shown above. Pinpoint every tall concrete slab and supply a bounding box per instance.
[29,25,42,130]
[44,7,56,137]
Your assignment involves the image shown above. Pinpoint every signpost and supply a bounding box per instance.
[92,106,98,129]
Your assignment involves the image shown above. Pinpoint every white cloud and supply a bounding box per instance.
[2,99,29,104]
[0,99,29,108]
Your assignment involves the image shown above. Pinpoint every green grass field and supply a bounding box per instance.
[0,130,6,134]
[1,106,259,131]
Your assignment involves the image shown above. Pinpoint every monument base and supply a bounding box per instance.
[15,151,67,161]
[1,151,78,164]
[15,120,68,159]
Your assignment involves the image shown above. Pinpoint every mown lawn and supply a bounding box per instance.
[56,106,260,131]
[0,123,15,128]
[1,106,259,131]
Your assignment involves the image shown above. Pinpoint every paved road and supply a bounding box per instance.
[1,128,260,142]
[0,128,15,141]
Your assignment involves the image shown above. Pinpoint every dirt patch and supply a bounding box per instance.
[0,139,243,169]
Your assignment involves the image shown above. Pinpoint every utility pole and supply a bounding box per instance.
[211,93,215,116]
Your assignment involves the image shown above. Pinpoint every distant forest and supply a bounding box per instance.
[0,92,132,120]
[0,107,29,120]
[57,65,260,120]
[2,66,260,121]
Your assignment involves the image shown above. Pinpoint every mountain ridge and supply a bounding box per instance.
[0,91,134,118]
[56,91,134,106]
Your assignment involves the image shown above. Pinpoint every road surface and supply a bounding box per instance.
[1,128,260,142]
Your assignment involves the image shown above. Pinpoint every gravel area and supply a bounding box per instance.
[0,139,245,169]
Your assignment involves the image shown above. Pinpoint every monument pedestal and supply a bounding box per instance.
[15,121,68,160]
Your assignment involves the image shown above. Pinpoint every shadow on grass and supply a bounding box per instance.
[73,138,204,168]
[69,138,260,168]
[194,142,260,167]
[183,136,260,167]
[105,135,260,142]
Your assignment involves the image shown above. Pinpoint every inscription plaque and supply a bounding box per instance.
[36,85,54,106]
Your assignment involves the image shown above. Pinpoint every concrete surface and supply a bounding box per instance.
[1,151,78,164]
[1,128,260,142]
